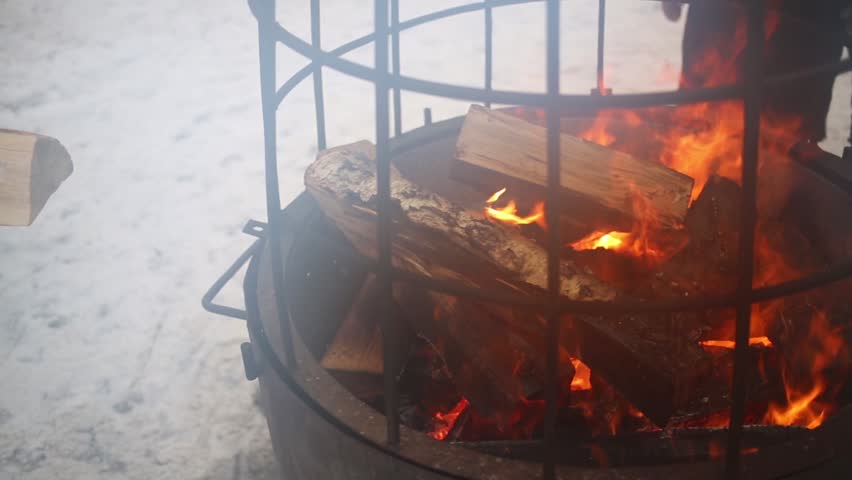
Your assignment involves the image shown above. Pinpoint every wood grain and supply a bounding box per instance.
[454,105,693,229]
[0,129,72,226]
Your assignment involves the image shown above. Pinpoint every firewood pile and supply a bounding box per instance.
[305,105,852,445]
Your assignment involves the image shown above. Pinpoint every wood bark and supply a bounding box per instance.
[0,129,73,226]
[453,105,694,230]
[305,140,711,426]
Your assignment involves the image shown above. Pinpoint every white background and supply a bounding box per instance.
[1,1,849,478]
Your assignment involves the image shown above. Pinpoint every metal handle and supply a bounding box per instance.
[201,220,267,320]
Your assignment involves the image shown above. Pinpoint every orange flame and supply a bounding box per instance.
[571,230,630,251]
[765,310,845,430]
[699,336,774,350]
[766,385,826,430]
[570,358,592,391]
[470,2,841,437]
[566,178,676,262]
[429,398,470,441]
[569,227,668,261]
[484,188,546,227]
[578,109,642,148]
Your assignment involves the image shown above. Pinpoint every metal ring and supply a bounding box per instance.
[265,0,851,110]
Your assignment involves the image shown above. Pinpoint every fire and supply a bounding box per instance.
[699,336,774,349]
[486,187,506,204]
[459,0,845,439]
[569,227,668,261]
[429,397,470,441]
[765,310,846,430]
[570,358,592,391]
[578,109,642,148]
[567,178,676,262]
[484,187,545,227]
[571,230,629,251]
[766,384,826,430]
[571,1,794,204]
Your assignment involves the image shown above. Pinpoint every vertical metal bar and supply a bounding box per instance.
[725,0,764,477]
[257,0,296,368]
[374,0,400,446]
[423,107,432,126]
[542,0,561,479]
[595,0,606,94]
[310,0,327,151]
[391,0,403,137]
[484,0,493,108]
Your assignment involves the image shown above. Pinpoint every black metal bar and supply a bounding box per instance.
[391,0,403,137]
[242,219,267,238]
[484,0,493,108]
[201,240,261,321]
[310,0,327,151]
[595,0,606,94]
[726,0,764,477]
[268,0,851,110]
[542,0,561,478]
[257,0,296,368]
[297,218,852,316]
[247,0,852,475]
[244,280,476,480]
[374,0,400,446]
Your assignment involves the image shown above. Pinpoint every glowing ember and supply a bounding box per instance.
[484,188,545,227]
[699,336,774,349]
[571,230,630,251]
[570,358,592,391]
[429,398,470,441]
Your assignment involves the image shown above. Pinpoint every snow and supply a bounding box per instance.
[0,1,848,478]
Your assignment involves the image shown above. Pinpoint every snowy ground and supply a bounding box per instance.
[0,1,848,479]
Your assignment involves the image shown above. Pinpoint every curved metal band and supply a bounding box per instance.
[249,0,852,476]
[268,0,851,110]
[242,239,477,480]
[298,223,852,317]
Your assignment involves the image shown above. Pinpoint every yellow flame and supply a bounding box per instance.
[570,230,631,251]
[486,187,507,204]
[484,188,545,227]
[699,336,774,349]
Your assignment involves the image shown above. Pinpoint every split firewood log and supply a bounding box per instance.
[453,106,694,230]
[321,272,557,417]
[0,129,72,226]
[321,274,388,376]
[305,140,711,425]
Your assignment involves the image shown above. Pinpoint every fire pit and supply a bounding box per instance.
[203,0,852,478]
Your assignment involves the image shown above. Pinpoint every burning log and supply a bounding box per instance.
[306,140,712,426]
[453,106,694,230]
[649,175,742,300]
[395,286,568,419]
[321,273,553,418]
[305,141,615,302]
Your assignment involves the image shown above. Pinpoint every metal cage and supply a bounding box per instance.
[205,0,852,478]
